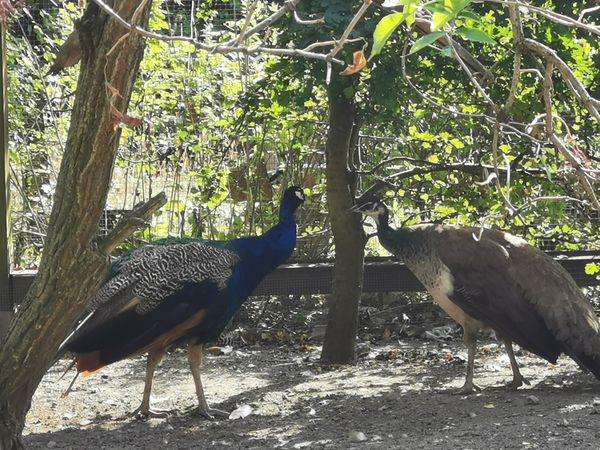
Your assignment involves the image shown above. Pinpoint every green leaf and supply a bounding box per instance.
[446,0,471,13]
[431,11,452,31]
[585,263,600,276]
[458,9,482,22]
[371,9,415,58]
[409,31,446,54]
[456,26,496,44]
[439,46,452,57]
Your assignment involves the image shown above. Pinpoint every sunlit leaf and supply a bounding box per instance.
[371,9,415,58]
[409,31,446,54]
[586,263,600,276]
[456,26,496,44]
[431,11,452,31]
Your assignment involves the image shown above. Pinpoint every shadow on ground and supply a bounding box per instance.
[24,340,600,449]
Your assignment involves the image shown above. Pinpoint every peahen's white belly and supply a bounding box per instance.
[407,257,485,331]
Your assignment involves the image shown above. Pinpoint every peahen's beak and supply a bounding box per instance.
[349,202,371,214]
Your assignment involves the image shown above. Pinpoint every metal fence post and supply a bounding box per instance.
[0,21,12,340]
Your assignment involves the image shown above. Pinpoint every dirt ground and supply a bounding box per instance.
[24,334,600,449]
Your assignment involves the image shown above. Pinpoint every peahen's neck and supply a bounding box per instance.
[375,211,419,257]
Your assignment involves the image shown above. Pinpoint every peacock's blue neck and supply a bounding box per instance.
[279,202,297,224]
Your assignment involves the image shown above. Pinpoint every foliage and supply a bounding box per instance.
[6,0,600,268]
[7,1,331,267]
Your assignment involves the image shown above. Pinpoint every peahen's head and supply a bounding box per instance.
[279,186,305,221]
[351,200,389,226]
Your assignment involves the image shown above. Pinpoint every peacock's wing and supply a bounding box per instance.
[65,242,240,355]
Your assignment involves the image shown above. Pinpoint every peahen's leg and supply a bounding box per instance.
[502,338,530,389]
[455,327,482,394]
[132,349,169,418]
[188,343,229,420]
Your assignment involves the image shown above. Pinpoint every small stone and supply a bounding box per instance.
[468,412,477,418]
[47,441,57,449]
[349,431,367,442]
[525,395,540,405]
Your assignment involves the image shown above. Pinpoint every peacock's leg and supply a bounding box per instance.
[132,349,169,418]
[455,327,482,394]
[188,343,229,420]
[502,338,530,389]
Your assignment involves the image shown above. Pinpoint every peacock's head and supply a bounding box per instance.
[282,186,306,212]
[350,200,389,225]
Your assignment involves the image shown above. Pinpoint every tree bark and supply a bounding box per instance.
[320,76,366,365]
[0,2,153,447]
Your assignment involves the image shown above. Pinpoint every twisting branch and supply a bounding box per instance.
[579,6,600,22]
[98,192,167,256]
[505,4,523,112]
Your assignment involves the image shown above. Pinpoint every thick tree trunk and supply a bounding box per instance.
[320,77,366,365]
[0,2,152,447]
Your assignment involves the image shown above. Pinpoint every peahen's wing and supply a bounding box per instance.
[432,227,562,362]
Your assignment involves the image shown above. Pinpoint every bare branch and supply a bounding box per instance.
[327,0,373,62]
[294,10,325,25]
[449,42,497,110]
[474,0,600,37]
[88,0,345,65]
[223,0,303,46]
[579,5,600,22]
[234,0,259,46]
[304,37,364,53]
[505,4,523,112]
[541,65,600,210]
[523,38,600,122]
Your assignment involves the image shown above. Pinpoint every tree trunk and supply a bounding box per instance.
[0,2,152,447]
[320,77,366,365]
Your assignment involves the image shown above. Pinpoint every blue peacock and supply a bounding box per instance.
[61,186,305,418]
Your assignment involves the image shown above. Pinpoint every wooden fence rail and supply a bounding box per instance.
[2,251,599,311]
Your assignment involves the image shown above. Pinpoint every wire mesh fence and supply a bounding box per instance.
[6,0,333,269]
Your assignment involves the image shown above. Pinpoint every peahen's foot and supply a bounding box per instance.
[132,405,169,419]
[504,375,531,390]
[453,381,482,395]
[197,407,230,420]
